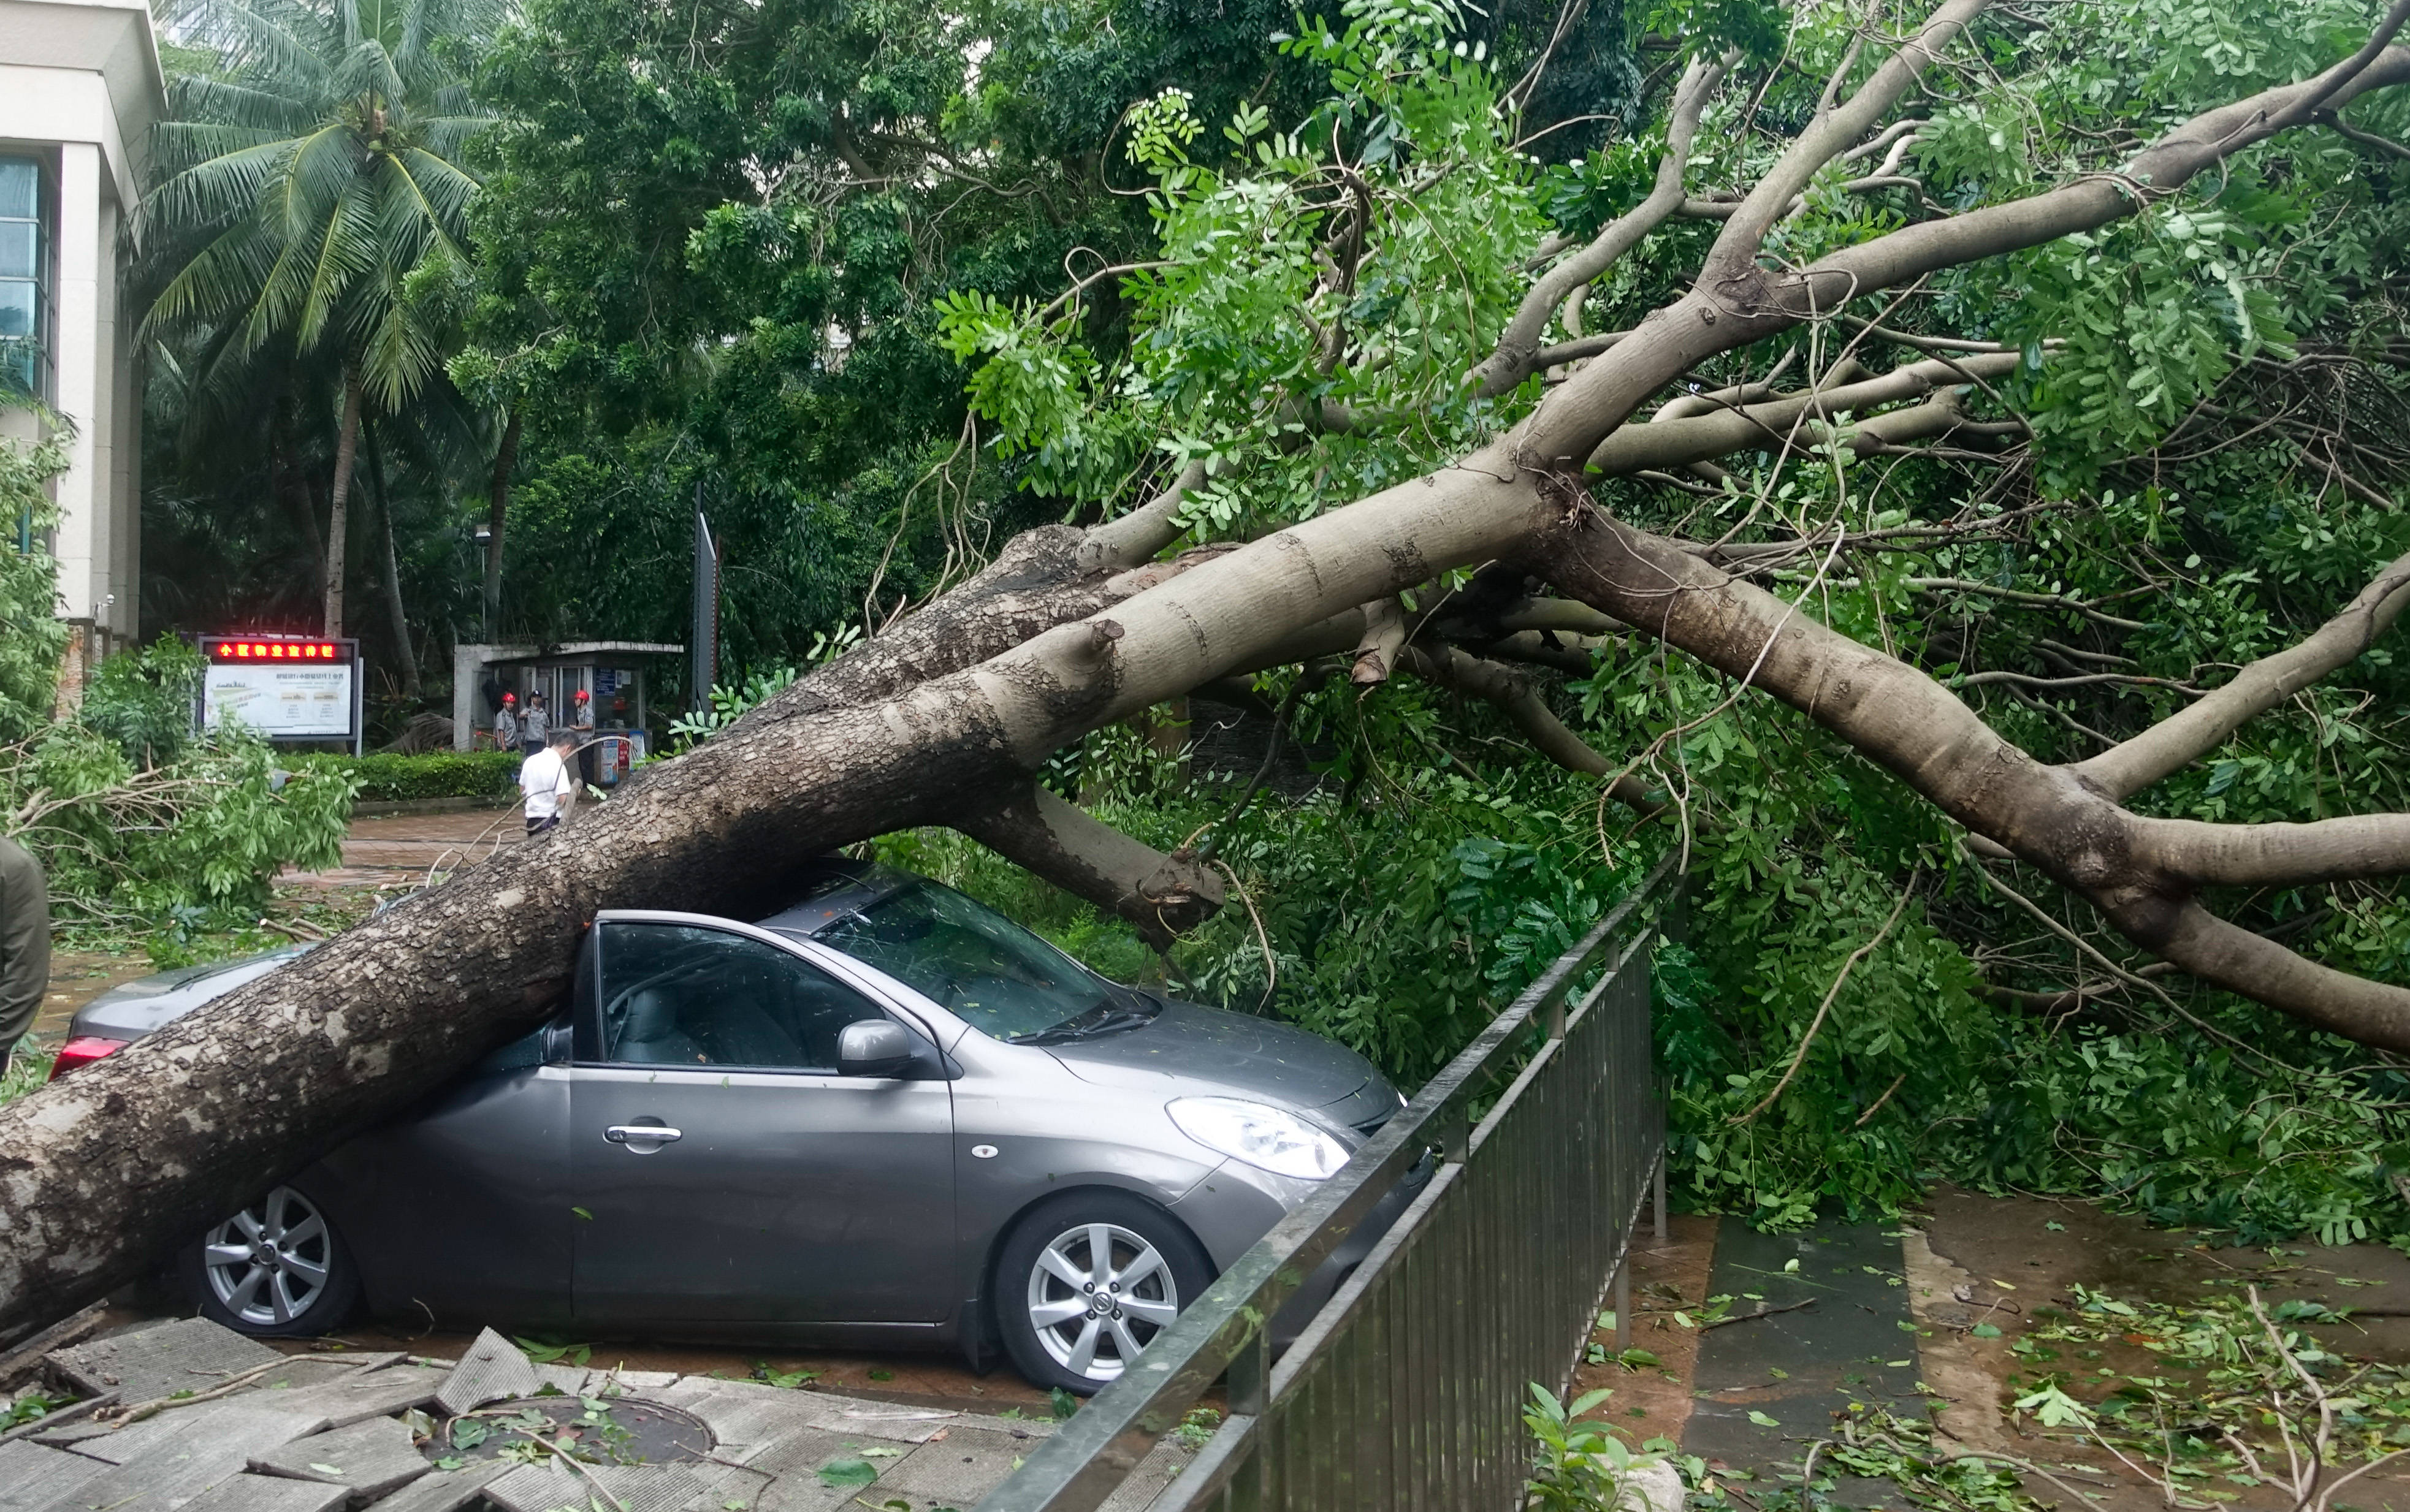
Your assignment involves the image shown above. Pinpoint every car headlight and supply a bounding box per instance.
[1167,1096,1350,1180]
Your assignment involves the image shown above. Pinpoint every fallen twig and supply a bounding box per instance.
[1701,1299,1817,1330]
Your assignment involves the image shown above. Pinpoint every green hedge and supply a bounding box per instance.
[291,750,521,802]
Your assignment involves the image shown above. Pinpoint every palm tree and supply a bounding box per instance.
[139,0,498,637]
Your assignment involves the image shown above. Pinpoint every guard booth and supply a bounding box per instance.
[450,640,682,789]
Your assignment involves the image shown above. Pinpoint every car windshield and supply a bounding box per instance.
[818,882,1138,1041]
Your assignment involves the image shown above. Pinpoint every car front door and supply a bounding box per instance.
[569,916,956,1326]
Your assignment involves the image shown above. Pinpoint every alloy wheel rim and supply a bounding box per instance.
[201,1186,332,1327]
[1025,1222,1179,1382]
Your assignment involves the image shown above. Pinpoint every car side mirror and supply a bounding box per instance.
[839,1019,918,1078]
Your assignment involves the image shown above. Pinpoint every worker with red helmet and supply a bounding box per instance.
[570,688,599,794]
[494,691,519,753]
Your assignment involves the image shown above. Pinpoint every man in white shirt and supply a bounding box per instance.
[520,729,577,834]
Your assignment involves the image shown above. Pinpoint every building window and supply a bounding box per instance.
[0,158,52,403]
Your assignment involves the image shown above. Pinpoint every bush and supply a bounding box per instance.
[4,725,353,929]
[290,750,521,802]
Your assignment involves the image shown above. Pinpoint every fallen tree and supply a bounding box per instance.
[6,0,2410,1335]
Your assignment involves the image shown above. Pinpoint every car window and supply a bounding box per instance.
[597,923,885,1072]
[815,883,1116,1041]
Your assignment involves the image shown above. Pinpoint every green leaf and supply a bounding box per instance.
[1747,1410,1780,1428]
[818,1458,879,1489]
[1972,1324,2004,1339]
[571,1207,593,1221]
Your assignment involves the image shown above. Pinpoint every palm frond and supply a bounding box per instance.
[140,135,300,235]
[295,172,382,351]
[159,78,327,139]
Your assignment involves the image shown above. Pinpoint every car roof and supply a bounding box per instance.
[752,857,922,936]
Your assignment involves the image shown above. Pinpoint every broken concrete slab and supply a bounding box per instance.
[0,1439,108,1512]
[484,1461,707,1512]
[531,1361,589,1395]
[249,1412,433,1502]
[881,1424,1036,1506]
[36,1395,327,1465]
[432,1328,540,1416]
[273,1362,446,1429]
[15,1400,326,1512]
[44,1317,280,1405]
[360,1460,510,1512]
[174,1472,353,1512]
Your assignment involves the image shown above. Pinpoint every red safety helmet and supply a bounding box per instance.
[502,692,516,704]
[575,689,590,701]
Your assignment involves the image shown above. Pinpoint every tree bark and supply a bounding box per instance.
[323,370,362,639]
[366,424,419,700]
[950,784,1224,949]
[482,407,521,642]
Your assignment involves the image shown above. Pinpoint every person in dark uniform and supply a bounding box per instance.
[0,835,50,1073]
[521,692,550,759]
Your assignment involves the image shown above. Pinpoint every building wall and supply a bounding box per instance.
[0,0,162,686]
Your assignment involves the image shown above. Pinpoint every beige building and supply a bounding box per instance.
[0,0,162,694]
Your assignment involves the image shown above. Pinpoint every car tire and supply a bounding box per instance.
[181,1184,361,1337]
[995,1190,1213,1396]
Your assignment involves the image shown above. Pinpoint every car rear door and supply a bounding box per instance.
[568,915,956,1326]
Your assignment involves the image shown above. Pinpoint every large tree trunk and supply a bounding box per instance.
[322,370,363,639]
[482,407,519,641]
[2,13,2406,1345]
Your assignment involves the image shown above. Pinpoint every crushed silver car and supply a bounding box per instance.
[56,860,1422,1392]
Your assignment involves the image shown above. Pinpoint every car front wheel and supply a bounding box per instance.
[996,1191,1213,1396]
[183,1185,360,1337]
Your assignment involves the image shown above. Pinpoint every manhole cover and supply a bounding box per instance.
[426,1395,711,1467]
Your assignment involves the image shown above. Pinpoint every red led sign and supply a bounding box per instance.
[208,640,345,662]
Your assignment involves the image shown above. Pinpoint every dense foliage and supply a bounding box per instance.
[880,0,2410,1245]
[124,0,2410,1248]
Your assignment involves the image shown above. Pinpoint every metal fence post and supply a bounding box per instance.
[1653,1153,1668,1243]
[1613,1260,1631,1351]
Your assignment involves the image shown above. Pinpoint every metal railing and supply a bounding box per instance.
[979,853,1679,1512]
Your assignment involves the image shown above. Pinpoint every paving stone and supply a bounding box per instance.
[725,1422,860,1474]
[35,1396,327,1465]
[251,1356,375,1392]
[0,1438,108,1512]
[589,1369,681,1394]
[175,1471,353,1512]
[15,1400,326,1512]
[250,1413,434,1502]
[650,1383,959,1445]
[880,1426,1032,1507]
[484,1461,708,1512]
[44,1318,281,1405]
[647,1381,824,1455]
[1096,1435,1197,1512]
[355,1460,510,1512]
[276,1362,448,1428]
[532,1362,591,1395]
[433,1328,540,1416]
[28,1416,117,1451]
[677,1459,772,1512]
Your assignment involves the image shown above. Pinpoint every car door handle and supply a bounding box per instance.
[604,1125,682,1145]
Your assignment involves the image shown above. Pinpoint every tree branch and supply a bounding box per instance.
[1399,644,1658,810]
[1351,597,1408,684]
[949,783,1224,949]
[1468,51,1736,398]
[1079,458,1211,572]
[1702,0,1989,275]
[2072,547,2410,798]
